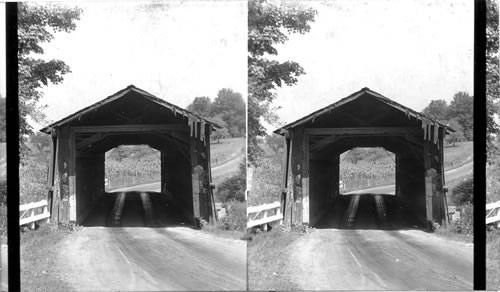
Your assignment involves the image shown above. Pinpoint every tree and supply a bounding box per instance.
[187,96,212,117]
[248,0,317,165]
[446,92,473,141]
[487,0,499,157]
[211,88,246,137]
[445,119,465,146]
[18,3,82,158]
[422,99,448,122]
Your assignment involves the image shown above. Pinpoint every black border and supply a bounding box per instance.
[6,2,20,291]
[474,0,487,290]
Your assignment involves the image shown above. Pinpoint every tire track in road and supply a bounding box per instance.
[288,228,472,290]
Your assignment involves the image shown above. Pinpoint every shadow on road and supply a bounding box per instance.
[315,194,426,231]
[81,192,193,228]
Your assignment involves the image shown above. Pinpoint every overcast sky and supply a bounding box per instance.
[0,3,5,98]
[270,0,473,129]
[36,1,247,128]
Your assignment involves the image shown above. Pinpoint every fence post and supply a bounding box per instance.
[43,204,50,224]
[29,208,35,230]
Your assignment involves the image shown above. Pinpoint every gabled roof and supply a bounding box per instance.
[274,87,453,135]
[40,85,220,133]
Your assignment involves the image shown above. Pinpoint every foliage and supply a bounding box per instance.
[18,3,82,158]
[0,97,5,142]
[219,201,247,231]
[420,92,473,143]
[265,134,284,154]
[105,145,161,189]
[187,96,212,116]
[216,160,246,202]
[450,177,473,206]
[186,89,245,138]
[487,229,500,290]
[487,145,500,203]
[447,92,474,141]
[449,203,473,235]
[211,88,246,137]
[445,119,465,146]
[248,0,316,165]
[422,99,448,122]
[487,0,500,157]
[340,148,395,192]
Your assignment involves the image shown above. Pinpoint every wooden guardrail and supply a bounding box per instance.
[247,201,282,230]
[487,200,500,228]
[19,200,50,229]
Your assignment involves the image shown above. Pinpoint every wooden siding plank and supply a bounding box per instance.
[305,127,420,136]
[72,124,189,133]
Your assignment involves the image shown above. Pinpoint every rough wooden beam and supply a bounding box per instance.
[72,124,189,133]
[310,134,338,152]
[305,127,420,136]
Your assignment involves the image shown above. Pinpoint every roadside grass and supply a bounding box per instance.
[21,224,75,292]
[210,137,245,166]
[487,229,500,290]
[201,201,246,240]
[247,225,304,291]
[433,225,474,244]
[443,141,473,170]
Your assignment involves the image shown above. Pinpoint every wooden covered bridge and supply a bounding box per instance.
[274,87,453,230]
[41,85,217,227]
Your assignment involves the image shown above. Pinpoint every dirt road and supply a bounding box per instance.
[346,161,473,195]
[56,192,246,291]
[289,228,473,290]
[281,195,473,290]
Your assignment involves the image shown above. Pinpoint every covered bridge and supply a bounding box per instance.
[41,85,217,227]
[274,87,452,230]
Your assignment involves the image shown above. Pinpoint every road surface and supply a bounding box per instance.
[56,192,246,291]
[345,161,473,195]
[111,155,243,193]
[288,228,473,290]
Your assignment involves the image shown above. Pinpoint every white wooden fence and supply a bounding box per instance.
[247,201,282,230]
[487,200,500,228]
[19,200,50,229]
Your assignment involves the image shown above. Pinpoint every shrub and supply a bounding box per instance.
[20,157,48,204]
[203,201,246,232]
[249,158,282,205]
[450,202,473,235]
[216,161,246,202]
[218,201,246,231]
[451,177,473,205]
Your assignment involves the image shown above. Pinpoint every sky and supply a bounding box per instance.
[0,3,5,98]
[35,0,247,128]
[270,0,474,129]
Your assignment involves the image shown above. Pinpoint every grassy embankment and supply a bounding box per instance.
[247,225,304,290]
[21,224,76,291]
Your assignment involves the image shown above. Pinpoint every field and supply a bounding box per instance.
[210,137,245,166]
